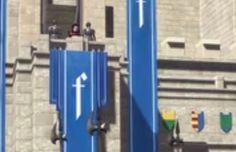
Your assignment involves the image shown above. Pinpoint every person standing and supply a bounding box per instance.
[48,19,61,39]
[68,23,80,37]
[83,22,96,41]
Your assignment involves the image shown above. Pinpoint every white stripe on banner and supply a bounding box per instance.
[91,52,95,152]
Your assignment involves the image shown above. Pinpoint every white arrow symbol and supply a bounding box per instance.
[137,0,146,28]
[73,72,88,120]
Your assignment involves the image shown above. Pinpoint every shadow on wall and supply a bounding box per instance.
[120,74,129,152]
[120,77,158,152]
[99,70,117,152]
[96,72,236,152]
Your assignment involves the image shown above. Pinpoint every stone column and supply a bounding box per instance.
[14,69,33,152]
[7,0,19,62]
[100,57,123,152]
[18,0,39,58]
[6,85,15,152]
[31,55,59,152]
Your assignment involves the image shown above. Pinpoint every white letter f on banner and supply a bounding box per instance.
[73,72,88,120]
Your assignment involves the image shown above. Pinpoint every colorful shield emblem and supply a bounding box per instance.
[220,112,232,133]
[191,111,204,132]
[162,111,176,130]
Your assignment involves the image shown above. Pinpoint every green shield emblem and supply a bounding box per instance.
[220,112,232,133]
[162,111,176,130]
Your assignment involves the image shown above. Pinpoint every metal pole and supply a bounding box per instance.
[74,0,80,23]
[0,0,6,151]
[127,0,158,151]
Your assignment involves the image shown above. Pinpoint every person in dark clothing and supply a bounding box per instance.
[68,23,80,37]
[48,19,61,39]
[83,22,96,41]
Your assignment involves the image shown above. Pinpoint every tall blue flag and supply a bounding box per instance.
[0,0,6,152]
[127,0,158,152]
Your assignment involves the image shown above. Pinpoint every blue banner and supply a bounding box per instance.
[49,49,59,106]
[127,0,158,151]
[49,50,108,152]
[0,0,6,151]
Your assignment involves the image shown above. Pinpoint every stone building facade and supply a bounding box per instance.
[5,0,236,152]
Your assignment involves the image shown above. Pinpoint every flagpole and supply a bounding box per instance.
[0,0,6,151]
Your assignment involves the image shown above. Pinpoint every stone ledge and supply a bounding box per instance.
[159,86,236,100]
[159,75,214,82]
[158,56,236,64]
[5,51,49,86]
[162,37,186,48]
[5,51,121,86]
[159,94,236,101]
[120,56,236,69]
[159,86,236,93]
[201,39,221,50]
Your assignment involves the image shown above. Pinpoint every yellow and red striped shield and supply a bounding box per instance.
[191,111,204,132]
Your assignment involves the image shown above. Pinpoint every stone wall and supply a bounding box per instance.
[18,0,40,59]
[158,59,236,152]
[104,0,127,56]
[121,58,236,152]
[7,0,19,61]
[157,0,200,57]
[82,0,126,56]
[6,51,59,152]
[6,41,236,152]
[200,0,234,53]
[158,0,200,58]
[5,0,236,152]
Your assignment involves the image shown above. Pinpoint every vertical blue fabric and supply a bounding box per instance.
[0,0,6,151]
[49,50,59,106]
[97,52,108,108]
[49,50,108,152]
[198,112,204,132]
[127,0,158,151]
[49,50,63,111]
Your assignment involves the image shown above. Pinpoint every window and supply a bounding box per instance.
[40,0,53,34]
[40,0,47,34]
[105,6,114,38]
